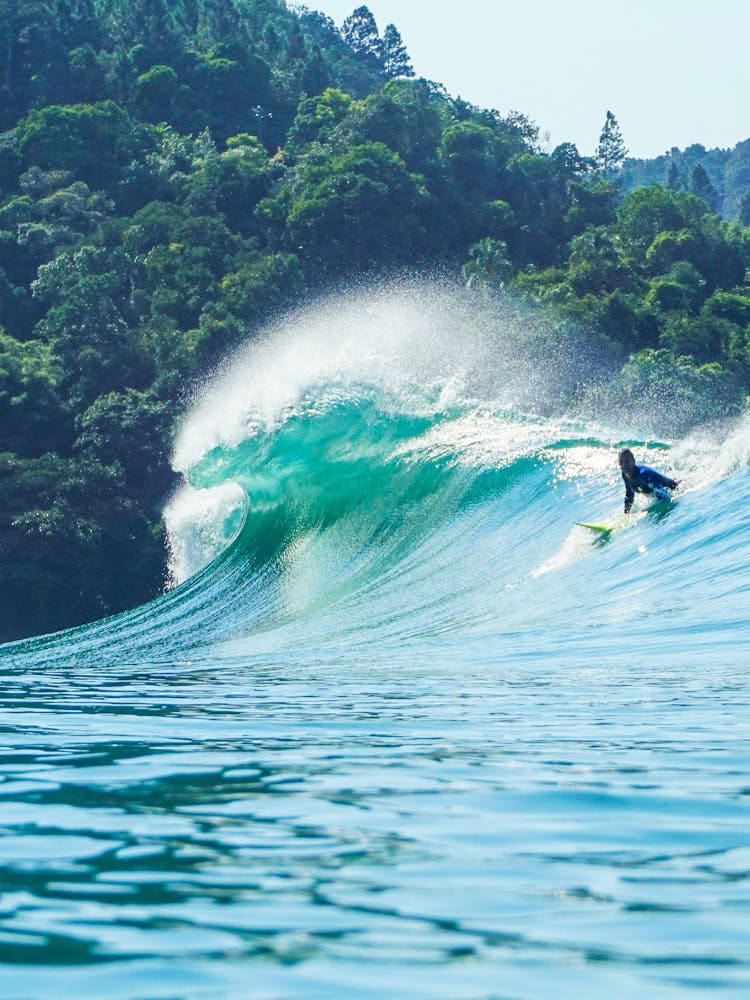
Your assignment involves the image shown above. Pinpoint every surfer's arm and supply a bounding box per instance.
[645,468,679,491]
[623,478,634,513]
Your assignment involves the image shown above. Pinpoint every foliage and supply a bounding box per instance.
[462,238,512,289]
[16,102,152,192]
[286,88,353,150]
[595,111,627,177]
[612,348,742,433]
[0,450,166,642]
[0,331,71,454]
[342,6,382,70]
[621,137,750,220]
[381,24,413,79]
[267,141,430,273]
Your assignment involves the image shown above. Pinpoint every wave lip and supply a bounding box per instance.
[166,282,604,586]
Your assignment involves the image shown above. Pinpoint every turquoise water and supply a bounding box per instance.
[2,288,750,998]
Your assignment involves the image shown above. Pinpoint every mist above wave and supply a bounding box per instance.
[170,279,605,474]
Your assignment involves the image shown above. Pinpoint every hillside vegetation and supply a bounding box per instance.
[621,140,750,221]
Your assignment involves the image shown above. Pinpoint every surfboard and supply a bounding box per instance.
[574,521,612,533]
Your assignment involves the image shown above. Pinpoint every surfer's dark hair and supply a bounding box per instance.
[618,448,634,461]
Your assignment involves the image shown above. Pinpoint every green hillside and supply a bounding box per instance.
[621,139,750,221]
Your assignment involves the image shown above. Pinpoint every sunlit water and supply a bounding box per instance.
[3,288,750,999]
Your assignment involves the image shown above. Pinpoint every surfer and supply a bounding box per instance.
[619,448,680,513]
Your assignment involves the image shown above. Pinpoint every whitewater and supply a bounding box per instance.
[2,283,750,999]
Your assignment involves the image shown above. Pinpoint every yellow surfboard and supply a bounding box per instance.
[574,521,612,533]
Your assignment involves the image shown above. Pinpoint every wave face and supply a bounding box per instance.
[2,283,750,998]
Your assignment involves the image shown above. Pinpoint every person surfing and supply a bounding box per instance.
[618,448,680,513]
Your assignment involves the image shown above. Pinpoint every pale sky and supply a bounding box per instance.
[306,0,750,159]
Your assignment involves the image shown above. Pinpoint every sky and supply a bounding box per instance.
[305,0,750,160]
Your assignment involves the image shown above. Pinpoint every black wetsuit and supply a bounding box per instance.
[622,464,678,513]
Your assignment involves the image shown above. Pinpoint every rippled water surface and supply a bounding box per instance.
[3,652,750,999]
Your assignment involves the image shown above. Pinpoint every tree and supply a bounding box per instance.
[550,142,592,178]
[135,64,180,122]
[286,87,353,150]
[75,387,176,503]
[595,110,627,176]
[439,121,510,197]
[341,6,382,70]
[381,24,412,78]
[65,43,106,104]
[181,134,278,236]
[462,237,512,289]
[565,177,618,230]
[567,227,625,295]
[615,347,741,433]
[217,249,303,325]
[616,186,706,262]
[0,330,72,454]
[689,163,720,213]
[0,451,167,642]
[337,79,442,171]
[665,160,683,191]
[16,101,151,191]
[273,141,429,273]
[738,191,750,227]
[660,313,734,364]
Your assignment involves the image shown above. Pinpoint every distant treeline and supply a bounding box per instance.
[1,0,749,641]
[621,141,750,222]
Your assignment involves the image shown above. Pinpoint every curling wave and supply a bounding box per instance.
[7,283,750,665]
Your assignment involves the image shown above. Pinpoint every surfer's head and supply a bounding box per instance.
[618,447,636,477]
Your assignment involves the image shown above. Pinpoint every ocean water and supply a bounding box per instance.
[2,287,750,999]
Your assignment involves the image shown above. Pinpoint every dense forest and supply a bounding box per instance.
[621,139,750,221]
[2,0,750,641]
